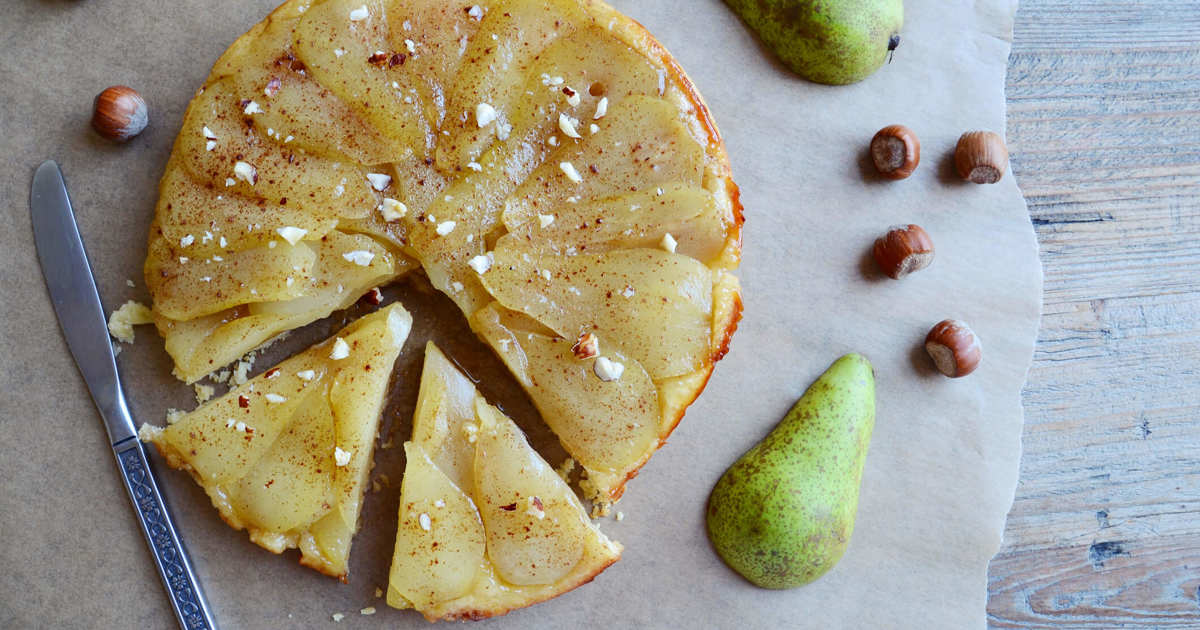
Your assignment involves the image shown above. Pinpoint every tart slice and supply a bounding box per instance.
[387,343,620,620]
[141,303,413,580]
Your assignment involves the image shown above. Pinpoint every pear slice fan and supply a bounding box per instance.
[145,0,741,504]
[387,343,621,620]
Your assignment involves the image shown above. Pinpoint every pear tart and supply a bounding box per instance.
[141,304,413,580]
[388,343,621,620]
[147,0,742,502]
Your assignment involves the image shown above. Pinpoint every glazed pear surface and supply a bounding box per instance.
[387,343,621,620]
[142,304,413,580]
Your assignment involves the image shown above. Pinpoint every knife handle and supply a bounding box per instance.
[114,439,217,630]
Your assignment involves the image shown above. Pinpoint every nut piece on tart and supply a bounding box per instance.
[387,343,621,620]
[146,0,742,502]
[140,304,413,580]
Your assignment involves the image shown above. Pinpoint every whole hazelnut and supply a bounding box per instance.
[873,224,934,279]
[925,320,982,378]
[92,86,148,142]
[869,124,920,179]
[954,131,1008,184]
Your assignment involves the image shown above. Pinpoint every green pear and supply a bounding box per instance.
[724,0,904,85]
[706,354,875,589]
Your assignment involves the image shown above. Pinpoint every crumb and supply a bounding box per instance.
[331,612,345,622]
[615,511,625,522]
[165,408,185,425]
[211,369,231,385]
[137,423,163,442]
[374,587,383,598]
[125,278,135,288]
[107,300,153,344]
[232,360,251,385]
[556,457,576,482]
[112,343,122,357]
[590,501,611,519]
[193,384,215,404]
[360,607,376,616]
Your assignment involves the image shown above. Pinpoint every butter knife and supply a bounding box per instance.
[30,160,217,630]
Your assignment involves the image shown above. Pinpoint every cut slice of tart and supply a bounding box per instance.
[147,0,742,504]
[387,342,620,620]
[140,303,413,580]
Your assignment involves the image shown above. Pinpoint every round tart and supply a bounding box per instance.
[146,0,742,504]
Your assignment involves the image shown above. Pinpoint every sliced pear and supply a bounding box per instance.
[176,76,376,221]
[503,184,729,264]
[435,0,588,168]
[230,386,337,533]
[387,342,620,620]
[471,303,659,498]
[409,341,478,489]
[387,442,487,611]
[481,238,714,378]
[151,162,340,259]
[143,303,413,579]
[294,0,430,161]
[502,96,705,220]
[157,230,413,383]
[473,398,588,586]
[152,367,317,487]
[217,0,405,165]
[148,237,316,321]
[381,0,483,132]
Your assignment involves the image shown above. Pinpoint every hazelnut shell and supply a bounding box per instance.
[870,125,921,179]
[873,224,934,279]
[92,86,148,142]
[954,131,1008,184]
[924,320,982,378]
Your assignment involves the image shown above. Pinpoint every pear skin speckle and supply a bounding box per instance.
[706,354,875,588]
[723,0,904,85]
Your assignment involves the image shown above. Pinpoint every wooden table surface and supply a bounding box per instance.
[987,1,1200,626]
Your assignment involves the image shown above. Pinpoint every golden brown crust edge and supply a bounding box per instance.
[431,552,621,622]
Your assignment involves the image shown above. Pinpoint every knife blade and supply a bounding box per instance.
[30,160,217,630]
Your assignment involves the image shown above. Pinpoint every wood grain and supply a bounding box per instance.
[988,0,1200,626]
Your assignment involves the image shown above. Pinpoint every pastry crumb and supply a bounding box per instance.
[590,500,611,519]
[374,587,383,598]
[331,612,345,622]
[165,408,185,425]
[556,457,576,482]
[615,511,625,522]
[137,423,163,442]
[108,300,153,344]
[194,384,215,404]
[360,606,376,616]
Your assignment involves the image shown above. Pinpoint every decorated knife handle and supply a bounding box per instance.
[114,439,217,630]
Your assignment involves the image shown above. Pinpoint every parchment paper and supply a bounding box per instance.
[0,0,1039,627]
